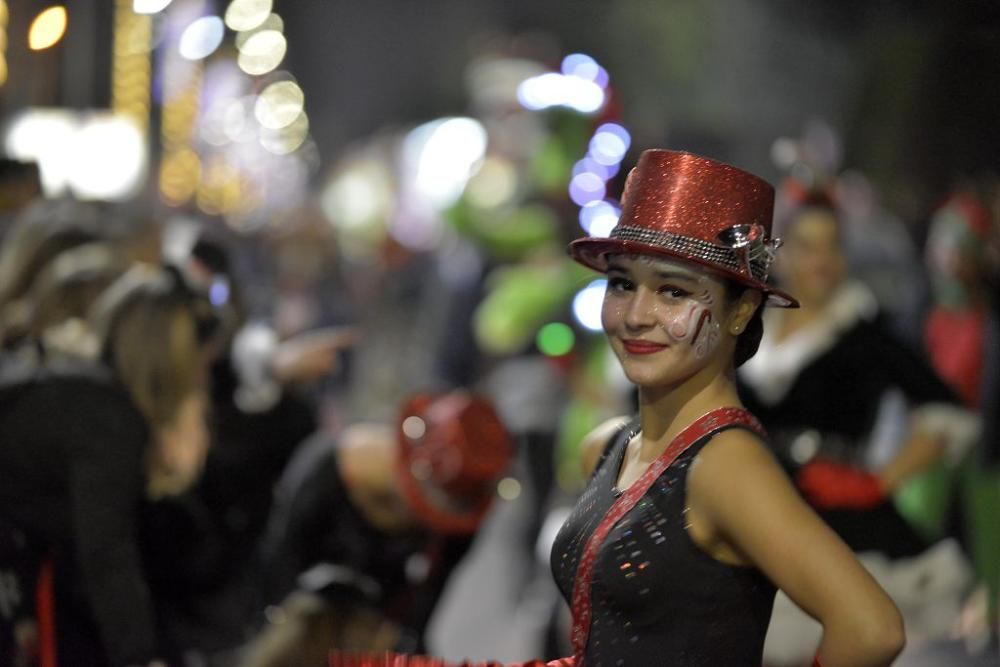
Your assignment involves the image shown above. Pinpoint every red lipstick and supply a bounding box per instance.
[622,339,668,355]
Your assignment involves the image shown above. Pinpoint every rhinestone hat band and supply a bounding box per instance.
[609,224,779,282]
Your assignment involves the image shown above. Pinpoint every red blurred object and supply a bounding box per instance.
[925,307,986,408]
[36,559,57,667]
[396,392,514,534]
[329,653,573,667]
[796,459,885,509]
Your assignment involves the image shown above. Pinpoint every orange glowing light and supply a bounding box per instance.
[28,6,67,50]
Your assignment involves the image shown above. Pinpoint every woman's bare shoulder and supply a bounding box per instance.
[580,416,631,478]
[688,426,790,503]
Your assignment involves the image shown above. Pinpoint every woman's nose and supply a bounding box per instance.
[623,286,657,330]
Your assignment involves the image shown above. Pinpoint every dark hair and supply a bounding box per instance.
[724,281,764,368]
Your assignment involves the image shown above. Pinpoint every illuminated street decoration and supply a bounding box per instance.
[5,109,147,200]
[140,0,318,221]
[0,2,8,85]
[113,0,152,130]
[159,34,202,204]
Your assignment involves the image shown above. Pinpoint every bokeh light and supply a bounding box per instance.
[517,73,605,113]
[28,6,68,51]
[258,111,309,154]
[196,154,243,216]
[403,117,487,210]
[463,156,517,208]
[0,109,146,201]
[537,322,575,357]
[222,96,257,143]
[402,416,426,439]
[237,29,286,75]
[573,279,607,332]
[234,13,283,50]
[159,147,201,206]
[224,0,272,32]
[133,0,173,13]
[578,199,619,236]
[320,154,394,260]
[589,123,631,166]
[178,15,224,60]
[770,136,799,170]
[5,108,77,195]
[209,279,230,307]
[573,156,618,182]
[568,171,606,206]
[254,80,304,129]
[497,477,522,501]
[560,53,608,88]
[66,115,146,201]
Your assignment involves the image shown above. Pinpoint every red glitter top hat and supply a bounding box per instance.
[569,149,798,307]
[396,392,513,535]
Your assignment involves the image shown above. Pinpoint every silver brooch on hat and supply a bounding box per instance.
[716,223,782,280]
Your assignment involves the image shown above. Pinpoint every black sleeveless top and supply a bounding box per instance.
[551,421,776,666]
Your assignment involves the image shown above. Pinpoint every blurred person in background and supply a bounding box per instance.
[0,264,212,667]
[244,391,513,667]
[0,200,103,351]
[737,189,976,665]
[136,233,357,663]
[0,197,164,354]
[17,242,132,359]
[922,183,1000,654]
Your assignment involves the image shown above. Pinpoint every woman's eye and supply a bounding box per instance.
[607,276,633,291]
[658,286,690,299]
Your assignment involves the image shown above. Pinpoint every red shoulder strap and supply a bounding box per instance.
[568,407,765,663]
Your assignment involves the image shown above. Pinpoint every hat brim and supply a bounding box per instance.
[568,237,799,308]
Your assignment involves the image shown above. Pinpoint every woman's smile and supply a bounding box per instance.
[621,338,669,355]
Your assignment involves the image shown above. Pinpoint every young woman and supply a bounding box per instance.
[551,150,904,667]
[329,151,905,667]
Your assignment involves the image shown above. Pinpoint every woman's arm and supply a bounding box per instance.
[688,429,905,667]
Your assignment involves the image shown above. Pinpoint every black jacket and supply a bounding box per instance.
[0,352,157,666]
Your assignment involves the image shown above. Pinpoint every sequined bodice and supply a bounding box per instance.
[551,423,776,666]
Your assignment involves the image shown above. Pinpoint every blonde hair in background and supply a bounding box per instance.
[91,265,206,430]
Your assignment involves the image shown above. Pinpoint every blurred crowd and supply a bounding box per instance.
[0,54,999,667]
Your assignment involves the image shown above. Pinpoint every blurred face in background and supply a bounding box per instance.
[778,207,846,308]
[925,210,987,308]
[148,390,210,498]
[339,424,415,533]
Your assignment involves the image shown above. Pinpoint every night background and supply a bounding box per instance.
[1,1,999,666]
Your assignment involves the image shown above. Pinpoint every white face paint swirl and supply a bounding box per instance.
[658,286,721,359]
